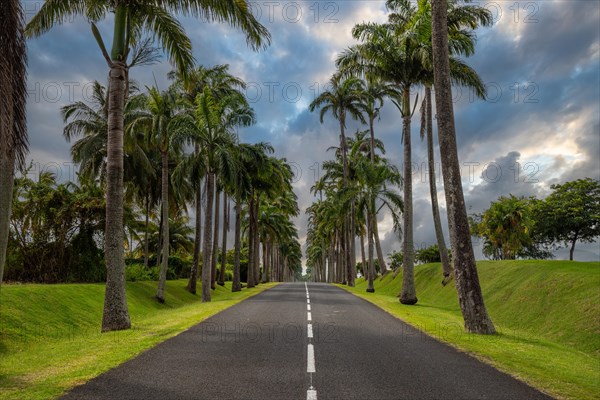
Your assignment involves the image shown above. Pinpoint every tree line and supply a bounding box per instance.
[0,0,305,333]
[306,0,497,334]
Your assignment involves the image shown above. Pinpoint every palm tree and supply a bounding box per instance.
[349,134,403,292]
[0,0,27,285]
[229,142,273,291]
[393,0,492,283]
[309,74,367,286]
[171,64,247,294]
[431,0,495,333]
[26,0,270,332]
[171,88,255,301]
[358,80,401,276]
[62,81,159,273]
[129,86,183,303]
[339,19,429,304]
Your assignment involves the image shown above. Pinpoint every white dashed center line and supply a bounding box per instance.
[305,282,317,399]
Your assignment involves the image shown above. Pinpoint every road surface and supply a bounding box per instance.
[62,283,551,399]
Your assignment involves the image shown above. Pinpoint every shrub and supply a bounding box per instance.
[125,263,155,282]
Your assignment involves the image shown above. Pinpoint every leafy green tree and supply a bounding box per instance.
[171,88,254,301]
[415,244,452,264]
[535,178,600,260]
[471,195,534,260]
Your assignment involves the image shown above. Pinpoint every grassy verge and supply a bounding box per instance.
[0,280,276,400]
[337,260,599,400]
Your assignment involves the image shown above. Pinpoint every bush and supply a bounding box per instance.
[125,263,157,282]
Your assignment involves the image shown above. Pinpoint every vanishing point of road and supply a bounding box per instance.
[62,283,551,400]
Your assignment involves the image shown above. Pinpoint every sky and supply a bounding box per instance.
[22,0,600,263]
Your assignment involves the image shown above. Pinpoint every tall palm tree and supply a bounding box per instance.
[349,134,403,292]
[129,86,183,303]
[26,0,270,332]
[309,74,367,286]
[358,80,401,276]
[62,81,158,273]
[339,19,428,304]
[0,0,27,285]
[171,64,247,294]
[171,88,254,301]
[431,0,495,333]
[229,142,273,291]
[394,0,492,283]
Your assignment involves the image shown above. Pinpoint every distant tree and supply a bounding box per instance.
[534,178,600,261]
[471,195,553,260]
[415,244,452,264]
[388,250,403,272]
[471,195,534,260]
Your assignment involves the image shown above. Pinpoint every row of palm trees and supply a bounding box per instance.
[7,0,279,332]
[306,130,402,289]
[62,64,302,303]
[305,0,496,333]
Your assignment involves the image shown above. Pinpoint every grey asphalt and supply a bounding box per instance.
[61,283,552,400]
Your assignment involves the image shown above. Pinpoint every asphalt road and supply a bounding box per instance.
[62,283,552,400]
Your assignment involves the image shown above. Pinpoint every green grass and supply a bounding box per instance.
[0,280,276,400]
[338,260,600,400]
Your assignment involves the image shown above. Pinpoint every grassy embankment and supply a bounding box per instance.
[0,280,276,400]
[339,260,599,400]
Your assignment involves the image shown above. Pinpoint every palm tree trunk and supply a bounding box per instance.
[218,193,228,286]
[201,172,214,302]
[348,202,356,286]
[232,196,242,292]
[337,233,343,283]
[366,209,375,292]
[155,151,169,303]
[0,152,15,285]
[247,196,256,288]
[425,86,452,281]
[188,178,202,294]
[431,0,495,334]
[211,188,220,290]
[368,115,389,276]
[261,241,267,283]
[101,59,131,332]
[253,197,260,285]
[360,231,366,280]
[143,193,150,269]
[156,212,163,269]
[400,87,417,305]
[373,215,389,275]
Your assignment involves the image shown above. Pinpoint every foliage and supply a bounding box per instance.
[6,171,107,283]
[470,195,552,260]
[388,250,403,271]
[533,178,600,259]
[471,179,599,261]
[125,263,158,281]
[415,244,451,264]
